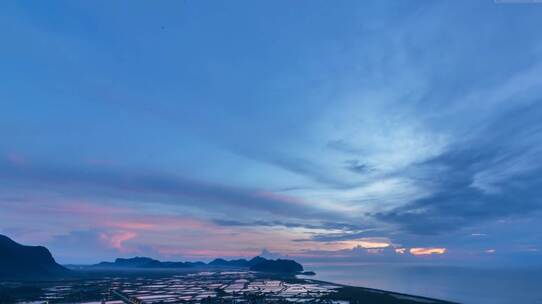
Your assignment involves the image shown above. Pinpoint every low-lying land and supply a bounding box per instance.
[0,271,457,304]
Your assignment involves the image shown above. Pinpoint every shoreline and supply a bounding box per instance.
[2,269,458,304]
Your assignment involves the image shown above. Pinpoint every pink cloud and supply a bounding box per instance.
[410,247,447,256]
[100,231,137,251]
[104,216,212,232]
[108,222,155,230]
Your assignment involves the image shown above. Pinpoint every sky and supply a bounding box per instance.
[1,0,542,265]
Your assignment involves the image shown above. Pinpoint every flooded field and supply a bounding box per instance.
[1,271,456,304]
[2,271,342,304]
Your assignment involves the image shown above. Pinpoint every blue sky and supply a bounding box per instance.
[1,0,542,264]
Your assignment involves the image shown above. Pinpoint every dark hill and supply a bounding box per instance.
[209,258,249,267]
[248,256,267,266]
[0,234,70,280]
[94,257,194,269]
[90,256,305,274]
[96,257,158,267]
[249,258,303,273]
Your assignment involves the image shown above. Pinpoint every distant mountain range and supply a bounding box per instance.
[0,233,305,281]
[0,234,70,280]
[90,255,304,273]
[208,256,266,267]
[94,256,206,268]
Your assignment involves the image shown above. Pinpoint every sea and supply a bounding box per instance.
[302,263,542,304]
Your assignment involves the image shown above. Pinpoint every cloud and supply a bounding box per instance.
[293,230,382,243]
[347,239,391,249]
[291,243,450,264]
[344,160,374,175]
[233,148,359,189]
[410,248,446,256]
[259,248,285,259]
[214,219,372,232]
[214,219,388,246]
[0,159,340,221]
[372,80,542,234]
[46,230,126,264]
[99,231,137,251]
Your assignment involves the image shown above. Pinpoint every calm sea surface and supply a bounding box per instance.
[302,263,542,304]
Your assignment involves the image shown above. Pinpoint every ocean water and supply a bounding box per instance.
[302,263,542,304]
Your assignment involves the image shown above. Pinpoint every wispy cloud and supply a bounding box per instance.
[0,158,340,221]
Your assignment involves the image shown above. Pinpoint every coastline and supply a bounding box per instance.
[1,269,458,304]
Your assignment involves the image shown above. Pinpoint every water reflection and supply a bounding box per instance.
[302,263,542,304]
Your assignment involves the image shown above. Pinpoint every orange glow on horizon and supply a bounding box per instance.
[410,247,446,255]
[359,241,390,248]
[341,239,390,249]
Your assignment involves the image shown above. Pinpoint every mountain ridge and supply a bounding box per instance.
[89,255,304,273]
[0,234,70,280]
